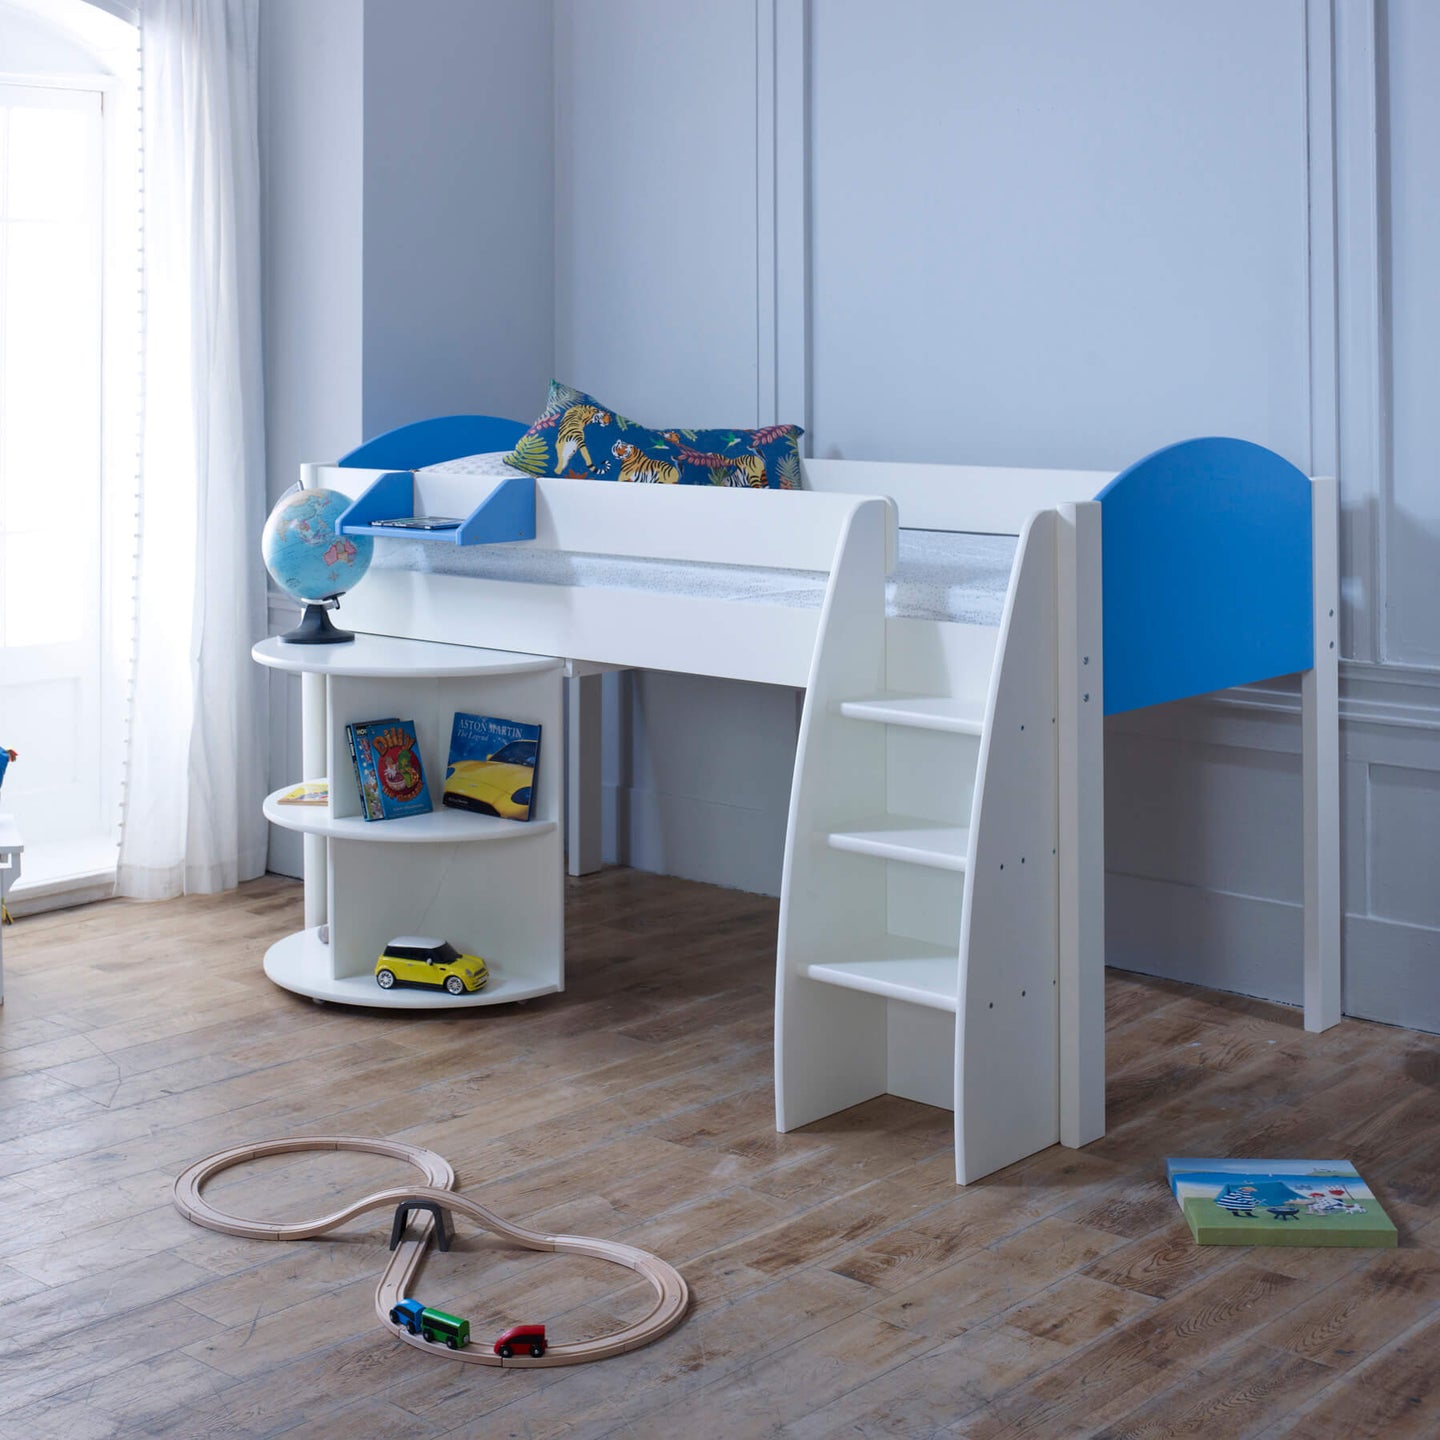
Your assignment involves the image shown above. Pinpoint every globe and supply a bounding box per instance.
[262,487,375,644]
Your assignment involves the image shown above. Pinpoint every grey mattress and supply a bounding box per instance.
[374,454,1017,626]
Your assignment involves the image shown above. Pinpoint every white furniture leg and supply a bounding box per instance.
[1302,476,1341,1031]
[301,670,327,932]
[1056,501,1105,1147]
[566,672,604,877]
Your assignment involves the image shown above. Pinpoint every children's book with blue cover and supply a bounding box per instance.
[345,720,387,819]
[350,719,432,821]
[1166,1158,1396,1247]
[442,713,541,821]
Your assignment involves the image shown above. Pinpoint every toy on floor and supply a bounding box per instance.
[375,936,488,994]
[389,1298,470,1348]
[173,1135,689,1367]
[494,1324,547,1358]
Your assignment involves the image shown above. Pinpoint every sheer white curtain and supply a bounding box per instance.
[118,0,267,898]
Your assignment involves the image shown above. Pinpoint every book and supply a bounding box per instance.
[442,713,541,821]
[1166,1158,1397,1247]
[345,719,388,820]
[275,780,329,806]
[347,719,432,821]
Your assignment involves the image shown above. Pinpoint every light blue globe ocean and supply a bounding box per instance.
[261,488,374,604]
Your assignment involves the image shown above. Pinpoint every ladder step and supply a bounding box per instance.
[837,694,984,735]
[827,819,970,872]
[804,938,959,1011]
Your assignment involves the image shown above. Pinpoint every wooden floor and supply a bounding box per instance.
[2,871,1438,1439]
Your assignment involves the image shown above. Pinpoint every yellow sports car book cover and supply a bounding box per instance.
[443,713,541,821]
[1166,1158,1397,1247]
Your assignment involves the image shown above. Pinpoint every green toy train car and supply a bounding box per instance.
[389,1297,470,1349]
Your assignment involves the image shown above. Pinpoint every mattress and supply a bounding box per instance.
[372,453,1017,627]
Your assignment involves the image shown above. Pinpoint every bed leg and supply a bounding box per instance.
[1057,501,1105,1149]
[1302,476,1341,1032]
[566,673,604,877]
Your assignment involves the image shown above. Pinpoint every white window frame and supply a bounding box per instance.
[0,11,140,896]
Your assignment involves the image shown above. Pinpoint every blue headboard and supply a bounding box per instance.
[1098,437,1313,716]
[338,415,527,471]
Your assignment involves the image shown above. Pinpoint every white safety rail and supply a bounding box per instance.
[317,465,898,689]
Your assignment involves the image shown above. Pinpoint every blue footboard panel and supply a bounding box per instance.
[1098,437,1313,716]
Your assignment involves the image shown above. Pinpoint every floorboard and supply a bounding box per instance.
[0,871,1435,1439]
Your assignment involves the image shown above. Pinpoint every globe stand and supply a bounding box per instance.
[281,596,355,645]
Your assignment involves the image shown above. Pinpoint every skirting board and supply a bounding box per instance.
[1107,872,1440,1035]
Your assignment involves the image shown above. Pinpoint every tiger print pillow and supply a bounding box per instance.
[504,381,803,489]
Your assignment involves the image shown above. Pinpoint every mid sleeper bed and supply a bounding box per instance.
[281,417,1338,1185]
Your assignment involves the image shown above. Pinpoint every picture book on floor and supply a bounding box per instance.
[346,719,432,821]
[1166,1158,1397,1247]
[275,780,329,806]
[442,712,541,821]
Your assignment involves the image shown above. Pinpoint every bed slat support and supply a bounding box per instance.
[1302,476,1341,1032]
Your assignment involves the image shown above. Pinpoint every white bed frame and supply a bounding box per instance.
[306,447,1339,1185]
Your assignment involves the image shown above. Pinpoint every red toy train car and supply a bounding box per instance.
[494,1324,547,1358]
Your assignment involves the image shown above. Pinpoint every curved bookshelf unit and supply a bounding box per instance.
[254,634,565,1011]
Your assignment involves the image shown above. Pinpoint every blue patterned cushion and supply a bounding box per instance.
[505,381,803,488]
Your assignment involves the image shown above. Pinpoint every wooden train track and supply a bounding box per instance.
[173,1136,690,1367]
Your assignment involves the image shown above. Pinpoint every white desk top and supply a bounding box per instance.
[252,634,561,680]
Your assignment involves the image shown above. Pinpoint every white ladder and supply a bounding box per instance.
[776,511,1063,1184]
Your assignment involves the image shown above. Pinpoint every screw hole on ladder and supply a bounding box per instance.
[1083,693,1090,703]
[1020,724,1025,731]
[999,863,1004,871]
[1021,989,1026,997]
[988,1002,994,1009]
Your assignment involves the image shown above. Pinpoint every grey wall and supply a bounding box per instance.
[554,0,760,424]
[809,0,1312,471]
[362,0,554,435]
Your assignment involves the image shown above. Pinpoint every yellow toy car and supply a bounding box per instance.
[374,937,488,995]
[443,739,538,820]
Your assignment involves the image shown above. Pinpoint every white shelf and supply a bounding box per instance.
[264,928,560,1009]
[252,634,561,680]
[263,787,557,844]
[837,693,984,735]
[826,818,971,872]
[804,937,959,1011]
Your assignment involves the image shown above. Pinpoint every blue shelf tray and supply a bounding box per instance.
[338,470,535,546]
